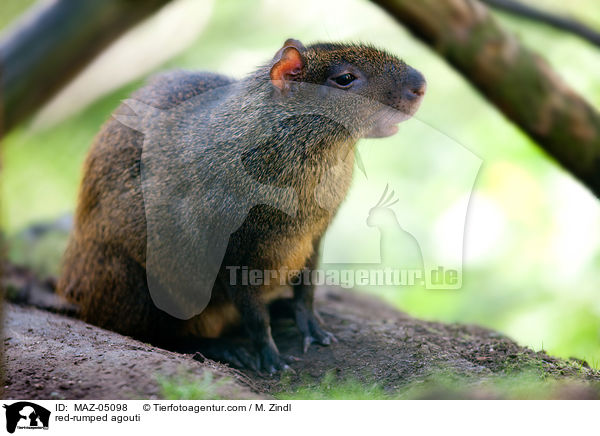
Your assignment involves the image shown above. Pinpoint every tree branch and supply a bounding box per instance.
[0,0,173,135]
[372,0,600,197]
[481,0,600,48]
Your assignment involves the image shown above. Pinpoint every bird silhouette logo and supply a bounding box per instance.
[367,184,424,277]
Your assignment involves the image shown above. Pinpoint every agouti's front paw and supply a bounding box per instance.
[295,306,337,353]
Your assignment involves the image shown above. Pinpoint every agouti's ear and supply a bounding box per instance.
[282,38,306,51]
[270,41,305,93]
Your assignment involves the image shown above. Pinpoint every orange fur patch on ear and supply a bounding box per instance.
[270,46,304,92]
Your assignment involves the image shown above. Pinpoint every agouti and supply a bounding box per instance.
[57,39,426,373]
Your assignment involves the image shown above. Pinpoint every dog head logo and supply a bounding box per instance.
[3,402,50,433]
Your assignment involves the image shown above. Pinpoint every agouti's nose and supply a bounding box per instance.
[403,67,427,100]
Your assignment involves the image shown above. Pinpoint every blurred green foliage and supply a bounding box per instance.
[158,372,231,400]
[0,0,35,30]
[276,370,596,400]
[159,367,599,400]
[1,0,599,369]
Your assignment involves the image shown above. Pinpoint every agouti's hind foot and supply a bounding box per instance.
[194,340,259,372]
[194,340,298,375]
[295,306,337,353]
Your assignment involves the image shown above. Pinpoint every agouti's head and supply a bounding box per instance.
[269,38,426,138]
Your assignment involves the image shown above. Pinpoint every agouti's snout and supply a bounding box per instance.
[403,67,427,101]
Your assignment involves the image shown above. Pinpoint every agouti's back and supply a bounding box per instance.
[58,71,237,339]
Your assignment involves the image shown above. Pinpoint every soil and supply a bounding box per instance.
[3,286,599,400]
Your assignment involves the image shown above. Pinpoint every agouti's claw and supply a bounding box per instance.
[302,331,336,353]
[323,331,338,344]
[281,364,296,374]
[283,354,302,363]
[303,336,315,354]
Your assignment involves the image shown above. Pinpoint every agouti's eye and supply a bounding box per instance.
[332,73,356,87]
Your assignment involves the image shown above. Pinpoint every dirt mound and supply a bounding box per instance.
[3,288,599,399]
[3,304,260,399]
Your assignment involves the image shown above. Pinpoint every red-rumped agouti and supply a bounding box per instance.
[57,39,426,373]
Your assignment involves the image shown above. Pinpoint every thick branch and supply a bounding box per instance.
[372,0,600,197]
[481,0,600,48]
[0,0,172,135]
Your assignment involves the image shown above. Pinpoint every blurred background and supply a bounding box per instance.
[1,0,599,367]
